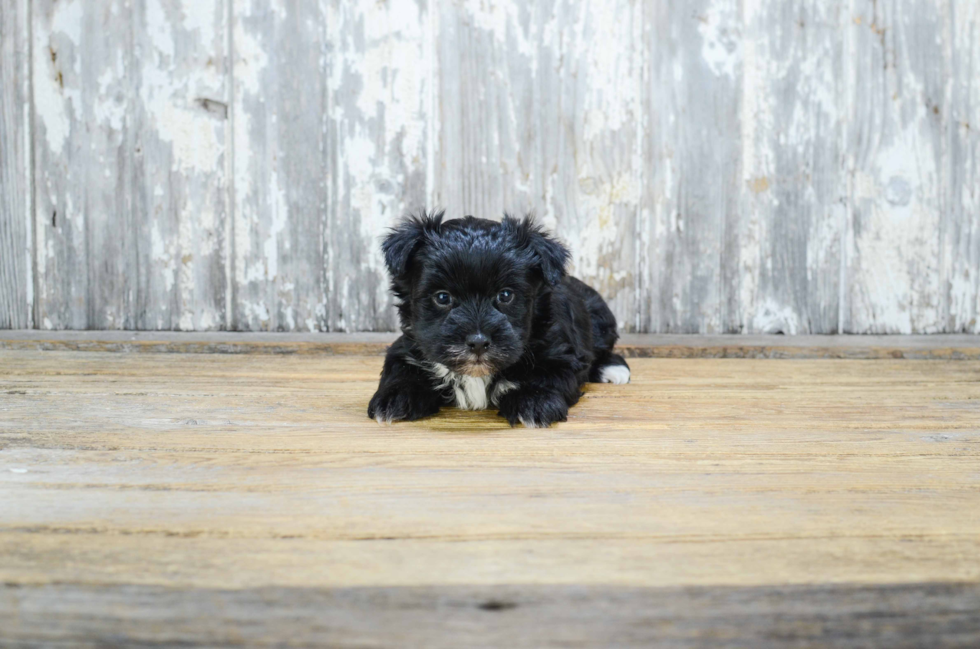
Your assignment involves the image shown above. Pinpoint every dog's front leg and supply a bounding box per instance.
[495,364,581,428]
[368,339,444,424]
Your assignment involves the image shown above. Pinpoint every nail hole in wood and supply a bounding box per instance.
[478,600,517,612]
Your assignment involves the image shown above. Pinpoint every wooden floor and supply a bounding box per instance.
[1,347,979,647]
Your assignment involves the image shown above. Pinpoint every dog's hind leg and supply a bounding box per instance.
[589,350,631,384]
[566,277,631,384]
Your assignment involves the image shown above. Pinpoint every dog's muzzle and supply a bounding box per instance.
[447,339,497,376]
[459,358,494,377]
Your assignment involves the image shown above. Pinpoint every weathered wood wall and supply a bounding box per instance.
[0,0,33,329]
[2,0,978,333]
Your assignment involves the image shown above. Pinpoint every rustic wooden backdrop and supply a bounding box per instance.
[1,0,978,333]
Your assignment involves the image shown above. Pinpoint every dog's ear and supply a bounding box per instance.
[505,214,570,286]
[381,211,444,278]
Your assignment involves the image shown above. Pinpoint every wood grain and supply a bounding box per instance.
[4,0,980,334]
[0,0,33,329]
[231,0,429,332]
[1,352,978,579]
[230,0,329,332]
[639,0,741,334]
[31,0,229,330]
[435,0,640,329]
[1,350,978,643]
[946,0,980,333]
[325,0,429,332]
[737,0,845,334]
[844,0,947,333]
[3,582,979,648]
[1,350,979,644]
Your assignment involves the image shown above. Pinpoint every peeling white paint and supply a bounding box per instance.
[232,10,269,95]
[263,168,288,281]
[698,0,741,79]
[179,0,217,43]
[140,12,224,175]
[738,5,768,322]
[572,172,635,281]
[33,0,84,155]
[18,0,980,334]
[152,222,178,293]
[580,1,634,140]
[93,66,126,132]
[326,0,430,329]
[146,0,176,60]
[852,125,942,333]
[752,298,801,335]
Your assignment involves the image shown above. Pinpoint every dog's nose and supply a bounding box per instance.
[466,333,490,355]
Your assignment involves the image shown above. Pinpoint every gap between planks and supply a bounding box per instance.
[0,331,979,358]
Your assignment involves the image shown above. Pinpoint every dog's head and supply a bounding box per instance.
[382,212,569,376]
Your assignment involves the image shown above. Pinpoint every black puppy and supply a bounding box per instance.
[368,212,630,428]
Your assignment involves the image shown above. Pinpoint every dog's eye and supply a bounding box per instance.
[433,291,452,307]
[496,289,515,304]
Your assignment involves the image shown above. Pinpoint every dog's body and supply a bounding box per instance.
[368,213,629,428]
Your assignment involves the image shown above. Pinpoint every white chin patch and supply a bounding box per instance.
[599,364,631,384]
[430,363,492,410]
[455,374,492,410]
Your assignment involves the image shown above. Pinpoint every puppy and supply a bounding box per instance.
[368,212,630,428]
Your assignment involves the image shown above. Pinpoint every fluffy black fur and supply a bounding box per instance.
[368,212,630,428]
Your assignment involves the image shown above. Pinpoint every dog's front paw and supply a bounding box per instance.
[368,386,441,424]
[496,390,568,428]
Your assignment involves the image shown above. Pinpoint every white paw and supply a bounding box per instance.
[599,364,630,384]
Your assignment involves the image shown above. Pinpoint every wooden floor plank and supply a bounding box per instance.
[3,583,980,649]
[1,350,979,644]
